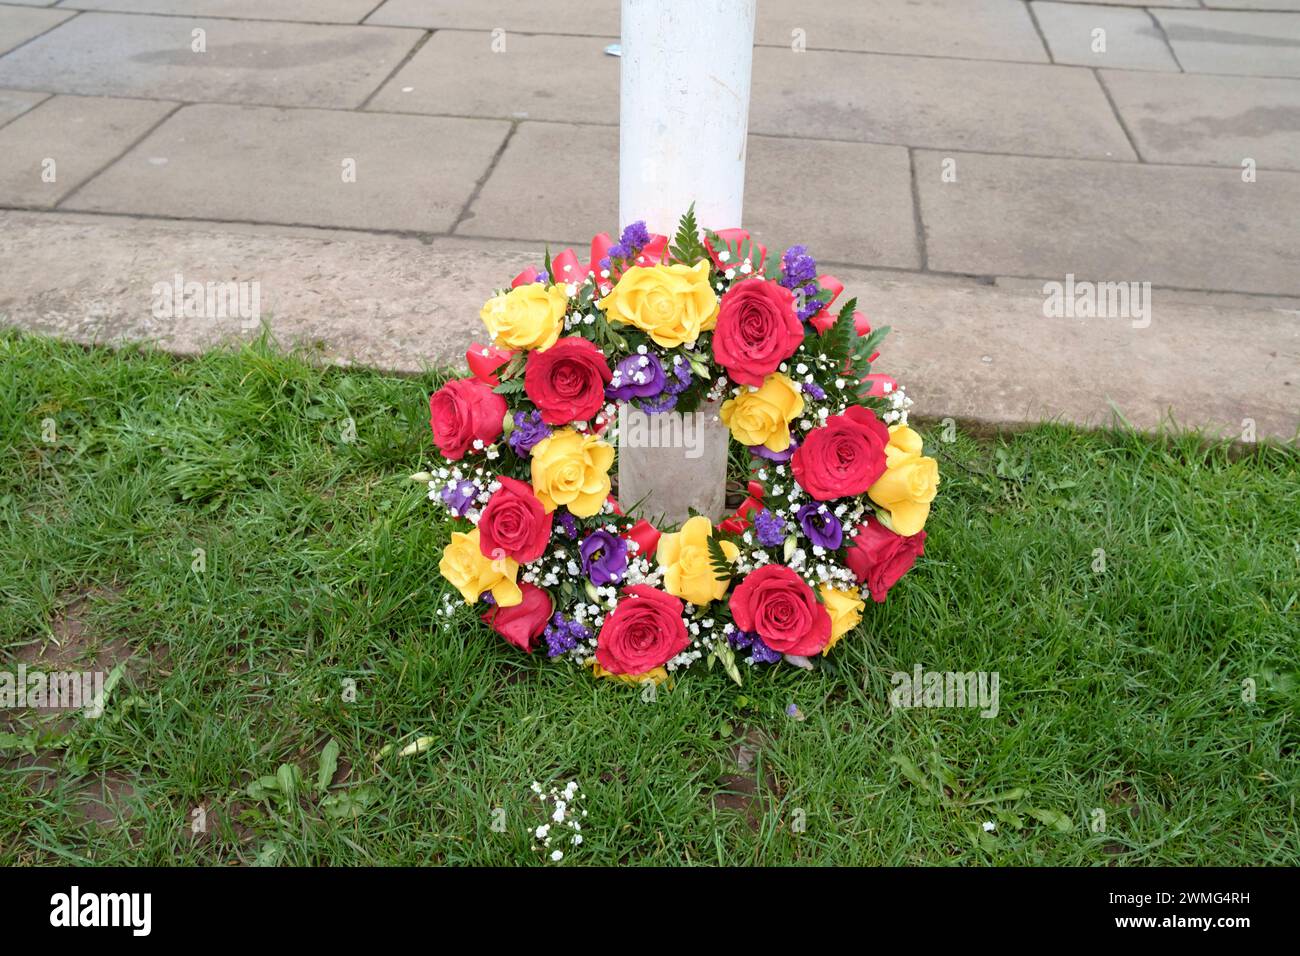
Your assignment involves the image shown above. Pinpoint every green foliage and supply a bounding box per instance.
[707,535,735,583]
[668,203,708,266]
[1,330,1296,866]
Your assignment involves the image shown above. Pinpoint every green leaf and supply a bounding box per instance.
[492,377,525,396]
[321,787,375,821]
[706,535,734,583]
[316,739,340,795]
[1027,807,1074,832]
[252,841,283,867]
[964,787,1028,807]
[669,204,708,265]
[713,640,743,687]
[276,763,301,801]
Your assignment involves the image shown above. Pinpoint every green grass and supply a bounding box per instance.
[0,330,1296,866]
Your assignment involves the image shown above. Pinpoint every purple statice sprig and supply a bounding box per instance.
[778,244,825,323]
[544,613,591,658]
[599,220,652,271]
[751,508,787,548]
[729,629,782,665]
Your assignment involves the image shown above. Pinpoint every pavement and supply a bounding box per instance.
[0,0,1297,441]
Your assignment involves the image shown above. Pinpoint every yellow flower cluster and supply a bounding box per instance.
[719,372,805,453]
[868,425,939,536]
[480,282,567,351]
[656,516,740,606]
[439,528,522,607]
[529,429,614,518]
[819,584,865,655]
[598,262,718,348]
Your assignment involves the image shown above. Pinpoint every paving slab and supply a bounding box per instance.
[459,123,921,269]
[0,95,175,207]
[1031,2,1180,71]
[1153,9,1300,76]
[366,0,619,35]
[742,137,920,271]
[756,0,1047,62]
[0,88,49,129]
[750,47,1135,160]
[0,4,73,56]
[49,0,381,23]
[1,212,1294,442]
[0,12,423,108]
[65,104,511,233]
[457,122,614,243]
[1044,0,1198,6]
[916,149,1300,296]
[1102,69,1300,170]
[367,30,619,121]
[1205,1,1300,11]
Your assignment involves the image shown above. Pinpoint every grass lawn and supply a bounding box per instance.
[0,331,1296,866]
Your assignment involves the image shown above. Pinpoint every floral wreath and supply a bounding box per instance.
[422,208,939,686]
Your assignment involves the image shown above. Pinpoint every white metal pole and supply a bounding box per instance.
[619,0,757,235]
[616,0,756,527]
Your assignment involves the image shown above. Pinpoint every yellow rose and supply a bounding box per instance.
[656,515,740,606]
[598,262,718,348]
[720,372,805,452]
[819,585,865,655]
[868,425,939,536]
[589,662,670,687]
[530,428,614,518]
[480,282,567,351]
[439,528,522,607]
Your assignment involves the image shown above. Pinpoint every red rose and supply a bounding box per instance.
[595,585,688,675]
[791,405,889,500]
[481,582,553,653]
[712,278,804,387]
[845,517,926,603]
[524,337,613,425]
[429,377,507,460]
[729,565,830,657]
[478,476,553,564]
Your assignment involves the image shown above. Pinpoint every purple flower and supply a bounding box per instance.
[601,221,651,270]
[607,352,665,400]
[750,436,799,463]
[796,502,843,550]
[729,629,782,664]
[556,510,578,539]
[579,529,629,587]
[543,613,591,657]
[801,381,826,401]
[639,392,678,414]
[508,410,551,457]
[621,221,651,251]
[779,246,824,322]
[440,479,479,517]
[752,508,787,548]
[664,357,692,394]
[779,245,818,287]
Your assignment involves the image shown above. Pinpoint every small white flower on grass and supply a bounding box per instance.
[551,850,564,862]
[982,821,996,832]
